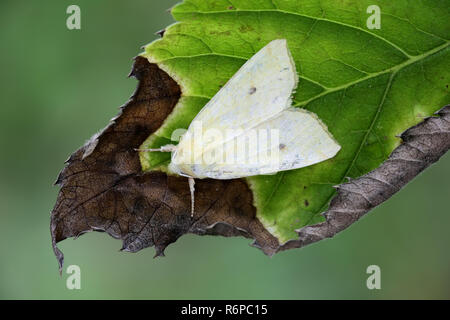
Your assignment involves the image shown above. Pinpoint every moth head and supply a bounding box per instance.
[168,161,196,179]
[168,160,181,176]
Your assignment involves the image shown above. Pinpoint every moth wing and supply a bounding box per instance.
[189,108,341,179]
[193,39,297,132]
[174,39,298,167]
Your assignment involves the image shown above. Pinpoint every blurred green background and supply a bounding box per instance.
[0,0,449,299]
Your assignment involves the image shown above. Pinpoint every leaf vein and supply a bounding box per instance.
[178,8,414,58]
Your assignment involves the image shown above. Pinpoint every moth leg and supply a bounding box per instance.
[134,144,176,152]
[188,177,195,217]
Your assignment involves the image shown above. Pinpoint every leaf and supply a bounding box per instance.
[51,1,450,268]
[281,105,450,252]
[51,58,280,271]
[139,0,450,242]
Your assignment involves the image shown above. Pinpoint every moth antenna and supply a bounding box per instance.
[134,144,177,153]
[134,148,164,152]
[188,177,195,217]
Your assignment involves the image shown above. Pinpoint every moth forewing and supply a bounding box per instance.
[177,39,298,156]
[139,39,341,215]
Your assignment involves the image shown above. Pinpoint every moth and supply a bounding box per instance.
[137,39,341,215]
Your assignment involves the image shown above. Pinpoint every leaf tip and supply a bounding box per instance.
[52,241,64,275]
[153,246,166,258]
[54,173,63,186]
[155,29,166,38]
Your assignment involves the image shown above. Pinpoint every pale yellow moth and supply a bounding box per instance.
[137,39,341,215]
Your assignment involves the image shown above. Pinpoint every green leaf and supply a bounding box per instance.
[139,0,450,243]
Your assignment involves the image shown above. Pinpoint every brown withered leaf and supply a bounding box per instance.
[51,57,450,272]
[51,57,279,272]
